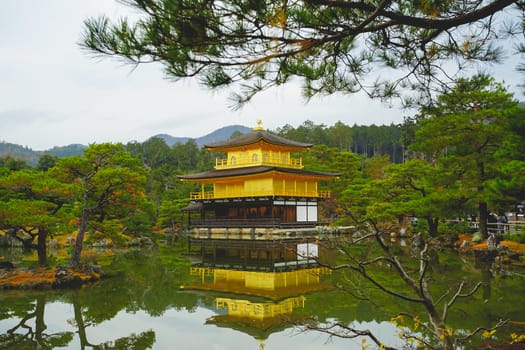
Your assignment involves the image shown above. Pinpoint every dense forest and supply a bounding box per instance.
[1,76,525,266]
[274,120,405,162]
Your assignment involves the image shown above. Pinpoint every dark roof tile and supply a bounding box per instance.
[178,166,340,180]
[204,130,312,150]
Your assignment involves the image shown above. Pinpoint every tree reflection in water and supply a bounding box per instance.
[2,294,73,349]
[0,246,523,350]
[0,291,155,350]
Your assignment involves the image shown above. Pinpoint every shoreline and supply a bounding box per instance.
[0,266,102,290]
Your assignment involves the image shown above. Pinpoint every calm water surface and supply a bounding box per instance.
[1,245,524,349]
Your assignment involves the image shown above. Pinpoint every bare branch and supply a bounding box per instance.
[442,281,484,322]
[454,318,509,347]
[303,321,398,350]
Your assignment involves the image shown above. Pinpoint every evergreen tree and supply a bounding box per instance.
[410,75,520,238]
[80,0,519,108]
[0,170,73,266]
[52,143,150,269]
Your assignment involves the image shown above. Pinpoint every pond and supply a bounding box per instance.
[0,241,524,350]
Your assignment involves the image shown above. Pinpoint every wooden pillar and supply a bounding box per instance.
[270,242,275,271]
[212,242,217,266]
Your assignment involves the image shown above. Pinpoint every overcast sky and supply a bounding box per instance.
[1,1,523,151]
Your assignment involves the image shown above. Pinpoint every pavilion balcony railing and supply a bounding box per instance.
[190,191,215,200]
[214,156,303,170]
[189,189,331,200]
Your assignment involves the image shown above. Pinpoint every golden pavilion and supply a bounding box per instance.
[178,121,339,236]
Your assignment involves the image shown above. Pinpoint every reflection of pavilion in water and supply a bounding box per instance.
[189,237,322,272]
[183,241,331,349]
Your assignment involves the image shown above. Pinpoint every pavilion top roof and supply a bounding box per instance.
[204,126,312,151]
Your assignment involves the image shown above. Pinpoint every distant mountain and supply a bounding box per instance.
[0,142,86,166]
[0,141,40,165]
[151,125,251,147]
[152,134,189,147]
[46,144,87,158]
[0,125,252,165]
[196,125,252,146]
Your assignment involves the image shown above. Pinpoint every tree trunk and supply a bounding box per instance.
[34,294,47,346]
[37,227,48,267]
[73,294,94,349]
[427,217,439,237]
[415,245,454,350]
[70,189,89,269]
[428,311,455,350]
[477,159,488,239]
[478,201,488,239]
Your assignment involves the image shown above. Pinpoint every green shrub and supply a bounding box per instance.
[441,221,476,235]
[502,232,525,243]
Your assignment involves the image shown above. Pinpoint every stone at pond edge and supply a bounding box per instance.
[53,266,102,289]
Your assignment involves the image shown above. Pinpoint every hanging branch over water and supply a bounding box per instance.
[311,217,508,350]
[80,0,523,109]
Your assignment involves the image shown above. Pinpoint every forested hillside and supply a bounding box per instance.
[1,122,405,165]
[153,125,251,146]
[0,142,85,166]
[273,121,405,163]
[0,142,40,165]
